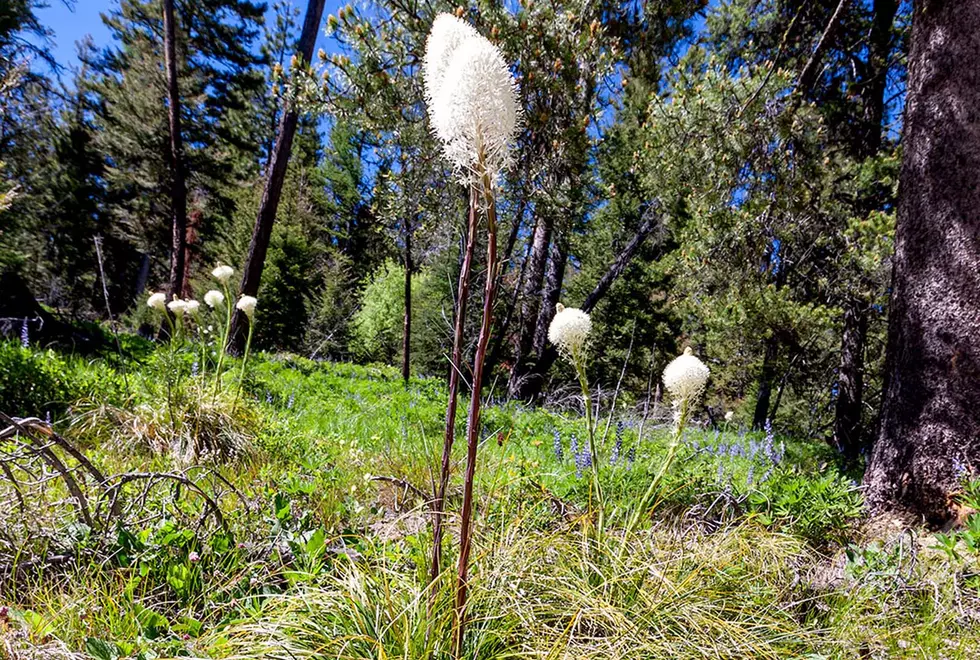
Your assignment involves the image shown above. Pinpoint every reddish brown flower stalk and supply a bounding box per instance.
[429,186,478,602]
[452,174,499,659]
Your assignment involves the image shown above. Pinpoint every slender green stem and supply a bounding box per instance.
[574,349,604,546]
[234,318,254,408]
[617,398,689,564]
[212,283,232,401]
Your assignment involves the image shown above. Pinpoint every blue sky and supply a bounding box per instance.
[37,0,345,76]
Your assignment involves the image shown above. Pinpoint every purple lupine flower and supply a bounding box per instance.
[570,434,579,459]
[610,421,624,465]
[553,429,564,462]
[191,361,199,377]
[626,445,636,469]
[45,410,51,425]
[287,393,295,410]
[716,461,725,482]
[20,319,29,348]
[266,390,273,404]
[574,439,591,479]
[746,463,755,487]
[763,419,776,463]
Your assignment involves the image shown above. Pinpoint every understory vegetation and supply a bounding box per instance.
[2,340,978,659]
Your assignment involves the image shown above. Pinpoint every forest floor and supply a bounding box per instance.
[1,340,979,659]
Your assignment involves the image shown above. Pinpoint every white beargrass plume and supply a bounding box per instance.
[236,295,258,319]
[423,13,478,108]
[204,290,224,308]
[426,30,520,186]
[212,265,234,284]
[167,299,187,316]
[663,347,710,413]
[147,292,167,311]
[548,303,591,361]
[183,300,200,315]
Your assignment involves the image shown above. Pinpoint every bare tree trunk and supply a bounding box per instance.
[402,215,412,385]
[227,0,326,354]
[752,337,779,430]
[162,0,187,308]
[864,0,980,525]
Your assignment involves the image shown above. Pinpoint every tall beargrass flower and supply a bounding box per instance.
[234,295,258,408]
[620,347,710,564]
[549,302,605,559]
[422,14,521,656]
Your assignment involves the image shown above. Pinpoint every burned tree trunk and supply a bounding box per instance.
[506,213,552,398]
[833,298,868,459]
[864,0,980,525]
[162,0,188,306]
[228,0,326,354]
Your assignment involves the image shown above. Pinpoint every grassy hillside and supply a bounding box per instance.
[1,341,978,659]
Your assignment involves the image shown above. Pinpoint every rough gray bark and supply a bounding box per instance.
[864,0,980,525]
[162,0,187,305]
[228,0,326,353]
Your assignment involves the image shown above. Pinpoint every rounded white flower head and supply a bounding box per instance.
[423,13,478,108]
[548,303,591,360]
[146,292,167,311]
[236,295,258,319]
[183,299,201,315]
[724,411,735,422]
[212,264,234,284]
[662,347,710,406]
[167,299,187,316]
[426,28,520,186]
[204,290,225,308]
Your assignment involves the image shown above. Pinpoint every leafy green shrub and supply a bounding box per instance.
[350,260,447,372]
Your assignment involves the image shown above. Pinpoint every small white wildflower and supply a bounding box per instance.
[724,411,734,422]
[427,32,521,185]
[663,347,710,407]
[167,299,187,315]
[548,303,591,360]
[212,264,234,283]
[183,300,201,315]
[204,290,224,307]
[146,292,167,311]
[236,295,257,319]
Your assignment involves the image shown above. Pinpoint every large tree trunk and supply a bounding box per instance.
[228,0,326,354]
[864,0,980,525]
[162,0,187,307]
